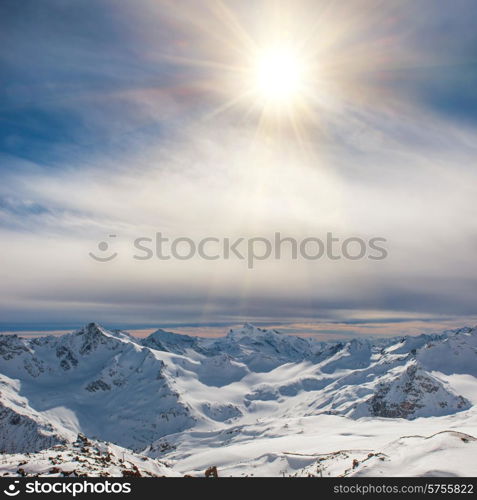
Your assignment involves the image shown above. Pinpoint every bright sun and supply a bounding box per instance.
[252,46,307,106]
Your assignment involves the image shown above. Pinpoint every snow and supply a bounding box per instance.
[348,431,477,477]
[0,434,178,477]
[0,321,476,476]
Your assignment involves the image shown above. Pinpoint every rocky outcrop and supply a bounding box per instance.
[359,362,470,419]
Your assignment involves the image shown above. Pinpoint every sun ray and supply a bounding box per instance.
[151,0,428,154]
[208,0,258,55]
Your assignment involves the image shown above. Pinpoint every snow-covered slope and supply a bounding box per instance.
[0,374,69,453]
[0,433,178,477]
[0,322,476,476]
[0,324,196,450]
[350,362,470,419]
[418,327,477,377]
[293,430,477,477]
[141,329,203,356]
[203,323,322,372]
[349,431,477,477]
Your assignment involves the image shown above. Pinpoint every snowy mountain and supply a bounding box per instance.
[141,329,202,355]
[205,323,322,371]
[0,434,178,477]
[0,322,476,476]
[0,323,196,451]
[350,361,470,419]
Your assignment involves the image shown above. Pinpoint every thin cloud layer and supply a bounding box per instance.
[0,0,476,331]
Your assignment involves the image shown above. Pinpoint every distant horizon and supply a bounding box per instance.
[2,315,477,341]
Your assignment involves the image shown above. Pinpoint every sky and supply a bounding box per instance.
[1,0,477,337]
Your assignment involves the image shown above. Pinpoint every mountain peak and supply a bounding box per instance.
[71,322,121,355]
[142,328,198,354]
[228,323,270,337]
[76,322,106,336]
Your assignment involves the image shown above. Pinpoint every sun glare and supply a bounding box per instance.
[253,47,307,105]
[161,1,400,145]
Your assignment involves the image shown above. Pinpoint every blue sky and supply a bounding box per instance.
[1,0,477,334]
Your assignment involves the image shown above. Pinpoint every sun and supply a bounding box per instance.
[251,46,308,107]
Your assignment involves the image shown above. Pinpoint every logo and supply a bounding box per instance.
[88,232,388,268]
[89,234,118,262]
[3,481,20,497]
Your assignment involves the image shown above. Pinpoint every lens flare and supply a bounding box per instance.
[253,46,307,104]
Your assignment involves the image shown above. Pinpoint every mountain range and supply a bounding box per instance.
[0,322,476,477]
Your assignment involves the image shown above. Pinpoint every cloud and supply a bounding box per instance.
[0,0,476,330]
